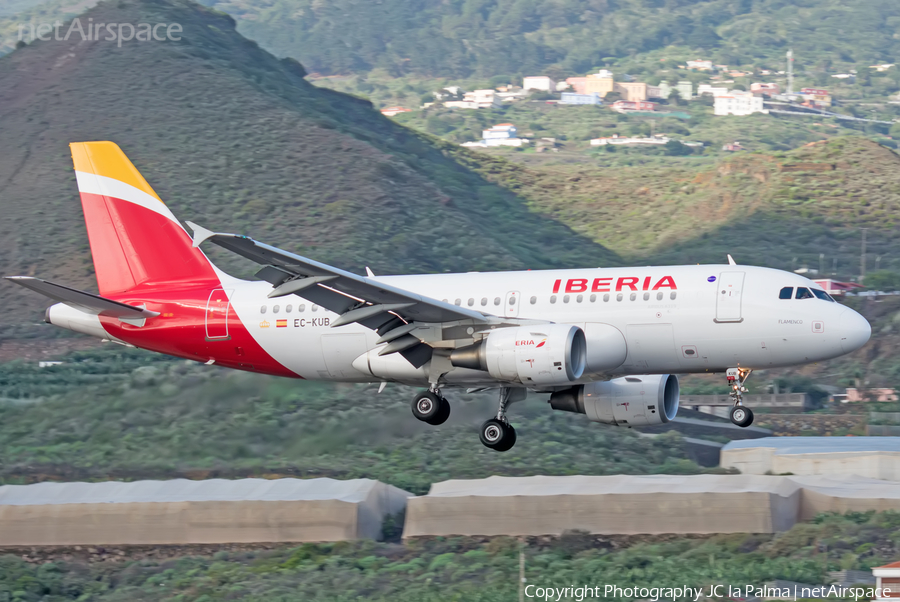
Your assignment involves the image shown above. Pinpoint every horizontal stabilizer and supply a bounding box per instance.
[6,277,159,319]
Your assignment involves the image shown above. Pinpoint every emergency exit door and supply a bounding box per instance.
[715,272,744,323]
[205,289,233,340]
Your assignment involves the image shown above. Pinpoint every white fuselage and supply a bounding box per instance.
[221,264,870,387]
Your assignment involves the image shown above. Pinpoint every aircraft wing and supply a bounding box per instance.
[187,223,489,329]
[6,277,159,319]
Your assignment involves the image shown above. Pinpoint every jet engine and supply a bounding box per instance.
[450,324,586,386]
[549,374,679,426]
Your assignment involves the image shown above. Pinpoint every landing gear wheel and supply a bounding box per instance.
[428,396,451,426]
[479,419,516,451]
[412,391,442,423]
[730,406,754,427]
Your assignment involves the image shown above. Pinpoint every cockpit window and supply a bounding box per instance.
[779,287,794,299]
[795,287,814,300]
[811,289,835,302]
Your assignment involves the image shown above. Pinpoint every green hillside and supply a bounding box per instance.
[0,0,616,333]
[200,0,900,78]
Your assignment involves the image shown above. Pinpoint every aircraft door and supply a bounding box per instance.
[205,289,233,340]
[715,272,745,323]
[505,291,520,318]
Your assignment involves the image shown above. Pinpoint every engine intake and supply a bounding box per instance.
[450,324,586,386]
[549,374,679,426]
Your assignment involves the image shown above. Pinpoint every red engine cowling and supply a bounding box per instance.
[549,374,679,426]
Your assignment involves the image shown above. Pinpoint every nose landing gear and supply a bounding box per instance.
[727,367,754,427]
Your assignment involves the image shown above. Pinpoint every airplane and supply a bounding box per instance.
[7,142,871,452]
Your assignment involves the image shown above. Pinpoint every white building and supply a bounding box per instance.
[872,560,900,602]
[523,76,556,92]
[445,89,502,109]
[686,60,713,70]
[697,84,729,97]
[714,90,766,116]
[462,124,528,148]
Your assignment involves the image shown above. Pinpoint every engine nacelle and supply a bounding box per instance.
[450,324,586,386]
[549,374,679,426]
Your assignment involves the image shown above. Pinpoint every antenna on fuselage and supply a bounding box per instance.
[727,254,737,265]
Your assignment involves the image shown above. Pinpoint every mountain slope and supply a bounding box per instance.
[0,0,617,332]
[203,0,900,78]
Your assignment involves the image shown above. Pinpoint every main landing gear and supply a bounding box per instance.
[411,387,451,426]
[727,367,754,427]
[479,387,521,452]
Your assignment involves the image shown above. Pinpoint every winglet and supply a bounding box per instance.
[365,267,375,277]
[186,221,216,248]
[727,254,737,265]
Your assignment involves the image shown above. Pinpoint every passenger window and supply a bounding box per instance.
[576,294,583,303]
[273,305,280,314]
[603,294,610,302]
[509,297,516,305]
[482,298,488,306]
[657,292,663,301]
[779,287,794,300]
[616,293,623,302]
[629,293,636,301]
[299,304,306,312]
[454,299,461,306]
[811,289,834,302]
[286,304,292,313]
[312,305,318,312]
[563,295,570,303]
[590,294,596,302]
[795,287,814,300]
[467,298,474,306]
[643,292,650,301]
[530,296,537,304]
[550,295,557,304]
[260,305,267,314]
[494,297,501,305]
[670,292,677,300]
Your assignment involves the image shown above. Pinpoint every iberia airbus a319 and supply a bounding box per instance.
[8,142,871,451]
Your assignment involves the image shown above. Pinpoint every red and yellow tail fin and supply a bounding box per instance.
[71,142,217,295]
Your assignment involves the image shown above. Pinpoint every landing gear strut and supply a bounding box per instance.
[727,367,754,427]
[411,387,451,425]
[479,387,521,452]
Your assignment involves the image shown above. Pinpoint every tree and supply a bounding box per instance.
[664,139,692,156]
[604,91,622,102]
[863,270,900,291]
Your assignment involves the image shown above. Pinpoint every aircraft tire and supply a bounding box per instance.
[479,419,515,451]
[412,391,443,423]
[426,396,451,426]
[493,425,517,452]
[730,406,754,428]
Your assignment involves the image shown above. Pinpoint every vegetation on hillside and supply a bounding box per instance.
[1,511,899,601]
[196,0,900,81]
[0,346,701,493]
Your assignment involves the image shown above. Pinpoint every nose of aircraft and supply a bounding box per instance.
[839,308,871,353]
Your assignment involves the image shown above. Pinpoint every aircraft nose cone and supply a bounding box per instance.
[839,308,871,353]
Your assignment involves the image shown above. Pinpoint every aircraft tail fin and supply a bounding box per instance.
[70,141,217,295]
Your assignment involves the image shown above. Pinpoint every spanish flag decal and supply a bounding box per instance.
[276,319,288,328]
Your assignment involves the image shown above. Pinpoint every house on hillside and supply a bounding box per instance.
[380,107,411,117]
[610,100,656,113]
[566,77,587,94]
[872,560,900,602]
[445,89,502,109]
[461,124,528,148]
[523,76,556,92]
[751,82,780,96]
[812,279,864,296]
[714,90,766,116]
[560,92,601,105]
[584,70,615,96]
[800,87,832,108]
[686,59,713,70]
[615,82,648,101]
[722,141,745,152]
